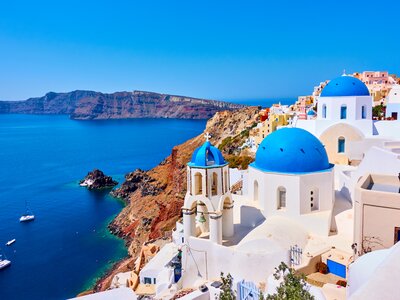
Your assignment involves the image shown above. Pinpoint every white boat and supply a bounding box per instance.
[20,199,35,222]
[5,239,16,246]
[0,259,11,270]
[20,214,35,222]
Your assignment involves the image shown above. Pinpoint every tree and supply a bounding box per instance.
[372,104,385,119]
[265,262,314,300]
[219,272,235,300]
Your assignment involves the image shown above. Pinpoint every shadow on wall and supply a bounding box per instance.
[240,205,265,228]
[222,206,266,246]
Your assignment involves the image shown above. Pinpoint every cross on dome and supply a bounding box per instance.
[204,132,211,141]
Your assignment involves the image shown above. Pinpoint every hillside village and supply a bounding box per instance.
[72,71,400,300]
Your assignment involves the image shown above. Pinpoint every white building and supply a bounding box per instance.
[295,75,400,165]
[347,242,400,300]
[248,127,334,236]
[385,84,400,120]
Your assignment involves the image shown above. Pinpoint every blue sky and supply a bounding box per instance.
[1,0,400,100]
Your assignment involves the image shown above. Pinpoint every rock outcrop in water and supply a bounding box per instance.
[93,106,260,292]
[0,90,245,120]
[80,169,118,190]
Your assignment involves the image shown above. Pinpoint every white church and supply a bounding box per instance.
[103,74,400,300]
[176,75,400,300]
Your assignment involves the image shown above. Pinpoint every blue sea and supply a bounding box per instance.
[0,115,206,300]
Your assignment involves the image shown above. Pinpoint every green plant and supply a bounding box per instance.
[219,272,235,300]
[372,104,385,119]
[219,137,232,151]
[266,262,314,300]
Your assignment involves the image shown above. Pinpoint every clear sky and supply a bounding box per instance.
[1,0,400,101]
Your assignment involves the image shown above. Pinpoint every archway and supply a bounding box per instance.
[211,173,218,196]
[194,172,203,195]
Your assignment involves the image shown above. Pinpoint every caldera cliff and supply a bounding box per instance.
[92,106,260,291]
[0,90,245,120]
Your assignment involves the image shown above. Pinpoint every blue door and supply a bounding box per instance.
[327,259,346,278]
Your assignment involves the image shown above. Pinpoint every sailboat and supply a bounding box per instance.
[20,199,35,222]
[0,251,11,270]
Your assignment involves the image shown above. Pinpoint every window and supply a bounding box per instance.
[310,188,319,211]
[340,105,347,119]
[277,187,286,210]
[194,172,203,195]
[338,137,345,153]
[254,180,259,202]
[144,277,152,284]
[322,104,327,118]
[211,173,218,196]
[361,105,366,119]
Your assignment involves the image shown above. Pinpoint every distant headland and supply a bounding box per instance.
[0,90,245,120]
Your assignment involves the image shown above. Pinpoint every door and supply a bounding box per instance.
[327,259,346,278]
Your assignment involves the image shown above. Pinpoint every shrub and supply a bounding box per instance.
[336,280,347,287]
[266,262,314,300]
[219,272,235,300]
[316,262,328,274]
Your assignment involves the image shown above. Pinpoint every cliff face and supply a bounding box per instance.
[108,106,259,258]
[0,90,245,120]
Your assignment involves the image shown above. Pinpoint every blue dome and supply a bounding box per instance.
[307,110,316,116]
[188,141,227,168]
[251,128,333,174]
[320,76,370,97]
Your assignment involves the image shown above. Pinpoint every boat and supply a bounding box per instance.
[0,259,11,270]
[20,214,35,222]
[5,239,16,246]
[0,253,11,270]
[20,199,35,222]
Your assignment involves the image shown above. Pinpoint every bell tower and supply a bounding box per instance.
[182,133,234,245]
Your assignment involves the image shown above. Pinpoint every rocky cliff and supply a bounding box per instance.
[0,90,245,120]
[93,106,260,291]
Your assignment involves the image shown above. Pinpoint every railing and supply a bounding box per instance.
[231,180,243,194]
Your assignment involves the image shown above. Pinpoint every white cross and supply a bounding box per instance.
[204,132,211,141]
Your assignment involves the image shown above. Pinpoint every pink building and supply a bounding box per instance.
[354,71,395,102]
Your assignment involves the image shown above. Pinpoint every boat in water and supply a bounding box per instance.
[20,199,35,222]
[20,214,35,222]
[0,259,11,270]
[0,253,11,270]
[5,239,16,246]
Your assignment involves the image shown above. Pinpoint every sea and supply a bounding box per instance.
[0,115,206,300]
[0,97,295,300]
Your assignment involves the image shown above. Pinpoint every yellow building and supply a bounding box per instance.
[250,113,291,146]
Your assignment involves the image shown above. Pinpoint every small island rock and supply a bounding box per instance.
[80,169,118,190]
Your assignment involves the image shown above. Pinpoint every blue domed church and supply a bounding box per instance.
[248,127,335,236]
[296,75,374,165]
[182,135,234,245]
